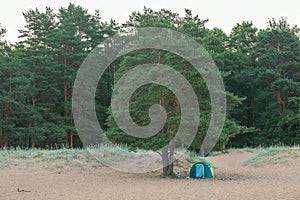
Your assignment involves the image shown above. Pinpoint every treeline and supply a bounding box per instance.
[0,4,299,149]
[0,4,118,148]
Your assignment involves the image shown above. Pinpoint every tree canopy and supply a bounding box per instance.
[0,6,299,155]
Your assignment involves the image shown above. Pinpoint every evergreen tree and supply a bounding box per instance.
[107,8,242,176]
[253,18,300,145]
[50,3,118,147]
[16,7,62,148]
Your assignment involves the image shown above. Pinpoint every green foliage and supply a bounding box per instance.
[0,4,118,148]
[251,19,300,145]
[0,6,299,151]
[106,8,242,155]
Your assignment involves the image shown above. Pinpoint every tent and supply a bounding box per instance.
[189,161,214,178]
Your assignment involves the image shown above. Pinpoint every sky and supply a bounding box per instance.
[0,0,299,43]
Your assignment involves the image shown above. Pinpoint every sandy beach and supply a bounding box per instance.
[0,150,299,200]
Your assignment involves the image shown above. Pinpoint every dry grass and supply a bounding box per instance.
[0,148,103,170]
[243,146,300,166]
[0,147,205,173]
[2,146,299,171]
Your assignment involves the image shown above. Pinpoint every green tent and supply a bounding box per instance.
[189,161,214,178]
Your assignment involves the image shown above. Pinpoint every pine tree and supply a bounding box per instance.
[253,18,300,144]
[50,4,118,147]
[107,8,242,176]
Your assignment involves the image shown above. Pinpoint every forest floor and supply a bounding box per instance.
[0,147,299,200]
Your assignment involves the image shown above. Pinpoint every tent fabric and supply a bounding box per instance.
[195,164,204,178]
[189,161,214,179]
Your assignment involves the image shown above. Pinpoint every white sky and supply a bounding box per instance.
[0,0,299,43]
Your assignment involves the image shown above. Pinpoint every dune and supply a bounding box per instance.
[0,149,299,200]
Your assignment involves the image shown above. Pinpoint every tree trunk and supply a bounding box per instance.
[0,129,2,148]
[162,146,169,176]
[168,143,174,174]
[70,111,73,148]
[64,57,69,147]
[199,145,205,157]
[4,72,12,148]
[31,97,36,148]
[0,105,2,148]
[4,103,9,148]
[275,90,286,114]
[162,143,175,176]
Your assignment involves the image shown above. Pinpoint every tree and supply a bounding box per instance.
[16,7,61,148]
[221,22,260,147]
[50,3,118,147]
[253,18,300,145]
[0,25,9,147]
[0,4,118,148]
[0,25,36,148]
[107,8,243,176]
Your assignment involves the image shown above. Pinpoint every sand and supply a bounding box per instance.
[0,150,299,200]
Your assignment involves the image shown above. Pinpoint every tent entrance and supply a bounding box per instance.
[189,161,214,179]
[195,164,204,178]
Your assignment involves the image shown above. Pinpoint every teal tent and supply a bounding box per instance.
[189,161,214,178]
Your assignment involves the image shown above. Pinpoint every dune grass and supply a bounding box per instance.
[0,147,204,172]
[1,146,299,170]
[243,146,300,166]
[0,148,102,170]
